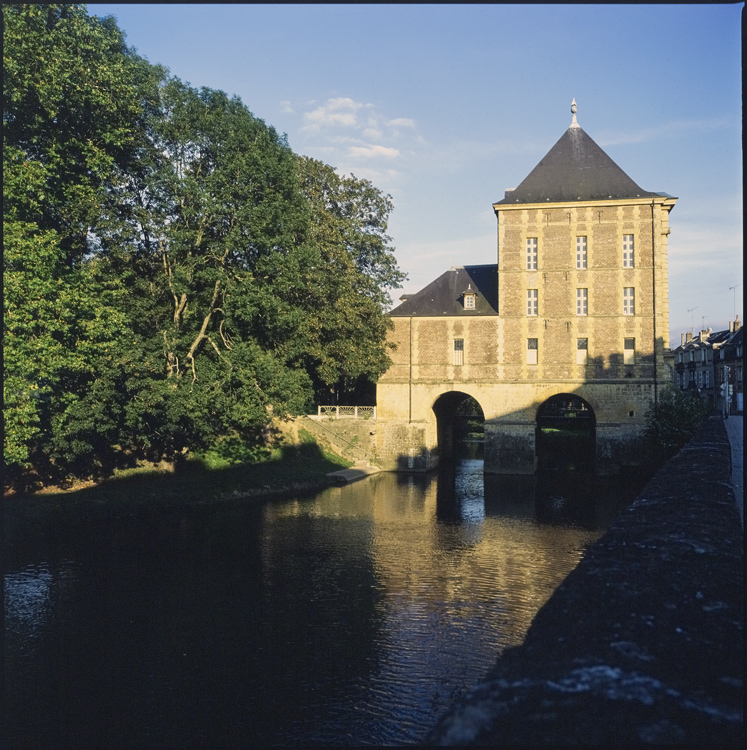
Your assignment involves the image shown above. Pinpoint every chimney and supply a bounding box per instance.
[735,315,741,331]
[699,330,708,340]
[729,321,734,332]
[504,188,515,199]
[686,332,693,342]
[681,333,686,346]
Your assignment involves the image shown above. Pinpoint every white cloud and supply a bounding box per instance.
[387,117,416,128]
[362,127,383,140]
[301,97,372,131]
[280,100,294,114]
[348,145,400,159]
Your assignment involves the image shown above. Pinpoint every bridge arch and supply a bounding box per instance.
[432,391,485,462]
[535,393,596,471]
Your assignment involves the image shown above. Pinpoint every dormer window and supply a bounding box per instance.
[463,284,476,310]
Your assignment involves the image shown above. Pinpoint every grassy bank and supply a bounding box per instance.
[4,429,354,527]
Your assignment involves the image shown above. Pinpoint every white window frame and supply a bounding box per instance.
[464,294,475,310]
[527,338,538,365]
[623,287,635,315]
[527,288,538,316]
[624,337,635,365]
[576,236,587,269]
[576,288,588,316]
[526,238,538,271]
[623,234,635,268]
[453,338,464,366]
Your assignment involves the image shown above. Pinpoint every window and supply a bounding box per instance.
[527,289,538,316]
[701,349,706,362]
[690,351,695,362]
[705,370,710,388]
[464,293,475,310]
[576,236,587,269]
[576,288,588,316]
[623,287,635,315]
[526,238,538,270]
[527,338,538,365]
[576,338,588,365]
[623,234,635,268]
[697,371,703,388]
[624,337,635,365]
[678,352,683,363]
[737,365,743,383]
[453,339,464,366]
[676,373,681,388]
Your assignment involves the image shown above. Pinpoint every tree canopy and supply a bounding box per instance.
[3,4,405,488]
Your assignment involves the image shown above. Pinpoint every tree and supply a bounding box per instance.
[3,4,162,484]
[4,5,406,484]
[643,386,709,463]
[293,156,406,400]
[97,79,316,454]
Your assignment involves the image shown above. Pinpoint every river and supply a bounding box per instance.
[4,459,645,747]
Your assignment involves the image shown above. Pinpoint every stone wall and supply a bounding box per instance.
[427,415,743,745]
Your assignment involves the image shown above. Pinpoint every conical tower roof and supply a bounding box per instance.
[495,102,659,205]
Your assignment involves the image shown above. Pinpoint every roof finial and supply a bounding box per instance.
[570,98,579,128]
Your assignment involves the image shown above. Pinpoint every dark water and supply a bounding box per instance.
[4,460,644,747]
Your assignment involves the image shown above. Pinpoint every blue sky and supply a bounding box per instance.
[90,3,743,347]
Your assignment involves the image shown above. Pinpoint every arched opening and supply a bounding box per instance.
[536,393,596,472]
[432,392,485,463]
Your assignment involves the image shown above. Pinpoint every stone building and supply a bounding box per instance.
[717,320,743,414]
[375,102,677,473]
[670,318,743,414]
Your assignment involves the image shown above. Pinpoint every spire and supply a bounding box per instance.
[570,98,579,128]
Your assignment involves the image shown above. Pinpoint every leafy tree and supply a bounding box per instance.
[4,5,406,485]
[643,385,709,463]
[293,156,405,400]
[3,4,161,484]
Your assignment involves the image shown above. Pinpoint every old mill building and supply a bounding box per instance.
[375,101,677,474]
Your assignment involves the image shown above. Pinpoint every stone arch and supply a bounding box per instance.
[431,391,486,463]
[535,393,596,471]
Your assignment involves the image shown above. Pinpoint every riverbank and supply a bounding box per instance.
[3,438,353,531]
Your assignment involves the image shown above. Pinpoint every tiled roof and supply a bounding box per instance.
[389,265,498,317]
[495,125,661,205]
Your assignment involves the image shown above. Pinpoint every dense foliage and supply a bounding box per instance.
[643,386,710,463]
[3,4,405,488]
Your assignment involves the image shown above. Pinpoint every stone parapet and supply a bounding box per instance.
[427,415,743,745]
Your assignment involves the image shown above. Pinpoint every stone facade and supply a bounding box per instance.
[376,106,677,474]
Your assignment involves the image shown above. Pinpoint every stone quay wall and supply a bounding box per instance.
[427,414,743,746]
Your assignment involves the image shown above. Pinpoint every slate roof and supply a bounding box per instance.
[495,124,661,205]
[389,264,498,317]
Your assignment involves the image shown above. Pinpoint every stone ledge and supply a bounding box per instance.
[427,415,743,745]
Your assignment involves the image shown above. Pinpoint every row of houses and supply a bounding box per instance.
[666,317,743,414]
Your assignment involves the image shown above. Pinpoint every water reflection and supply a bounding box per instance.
[4,459,646,747]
